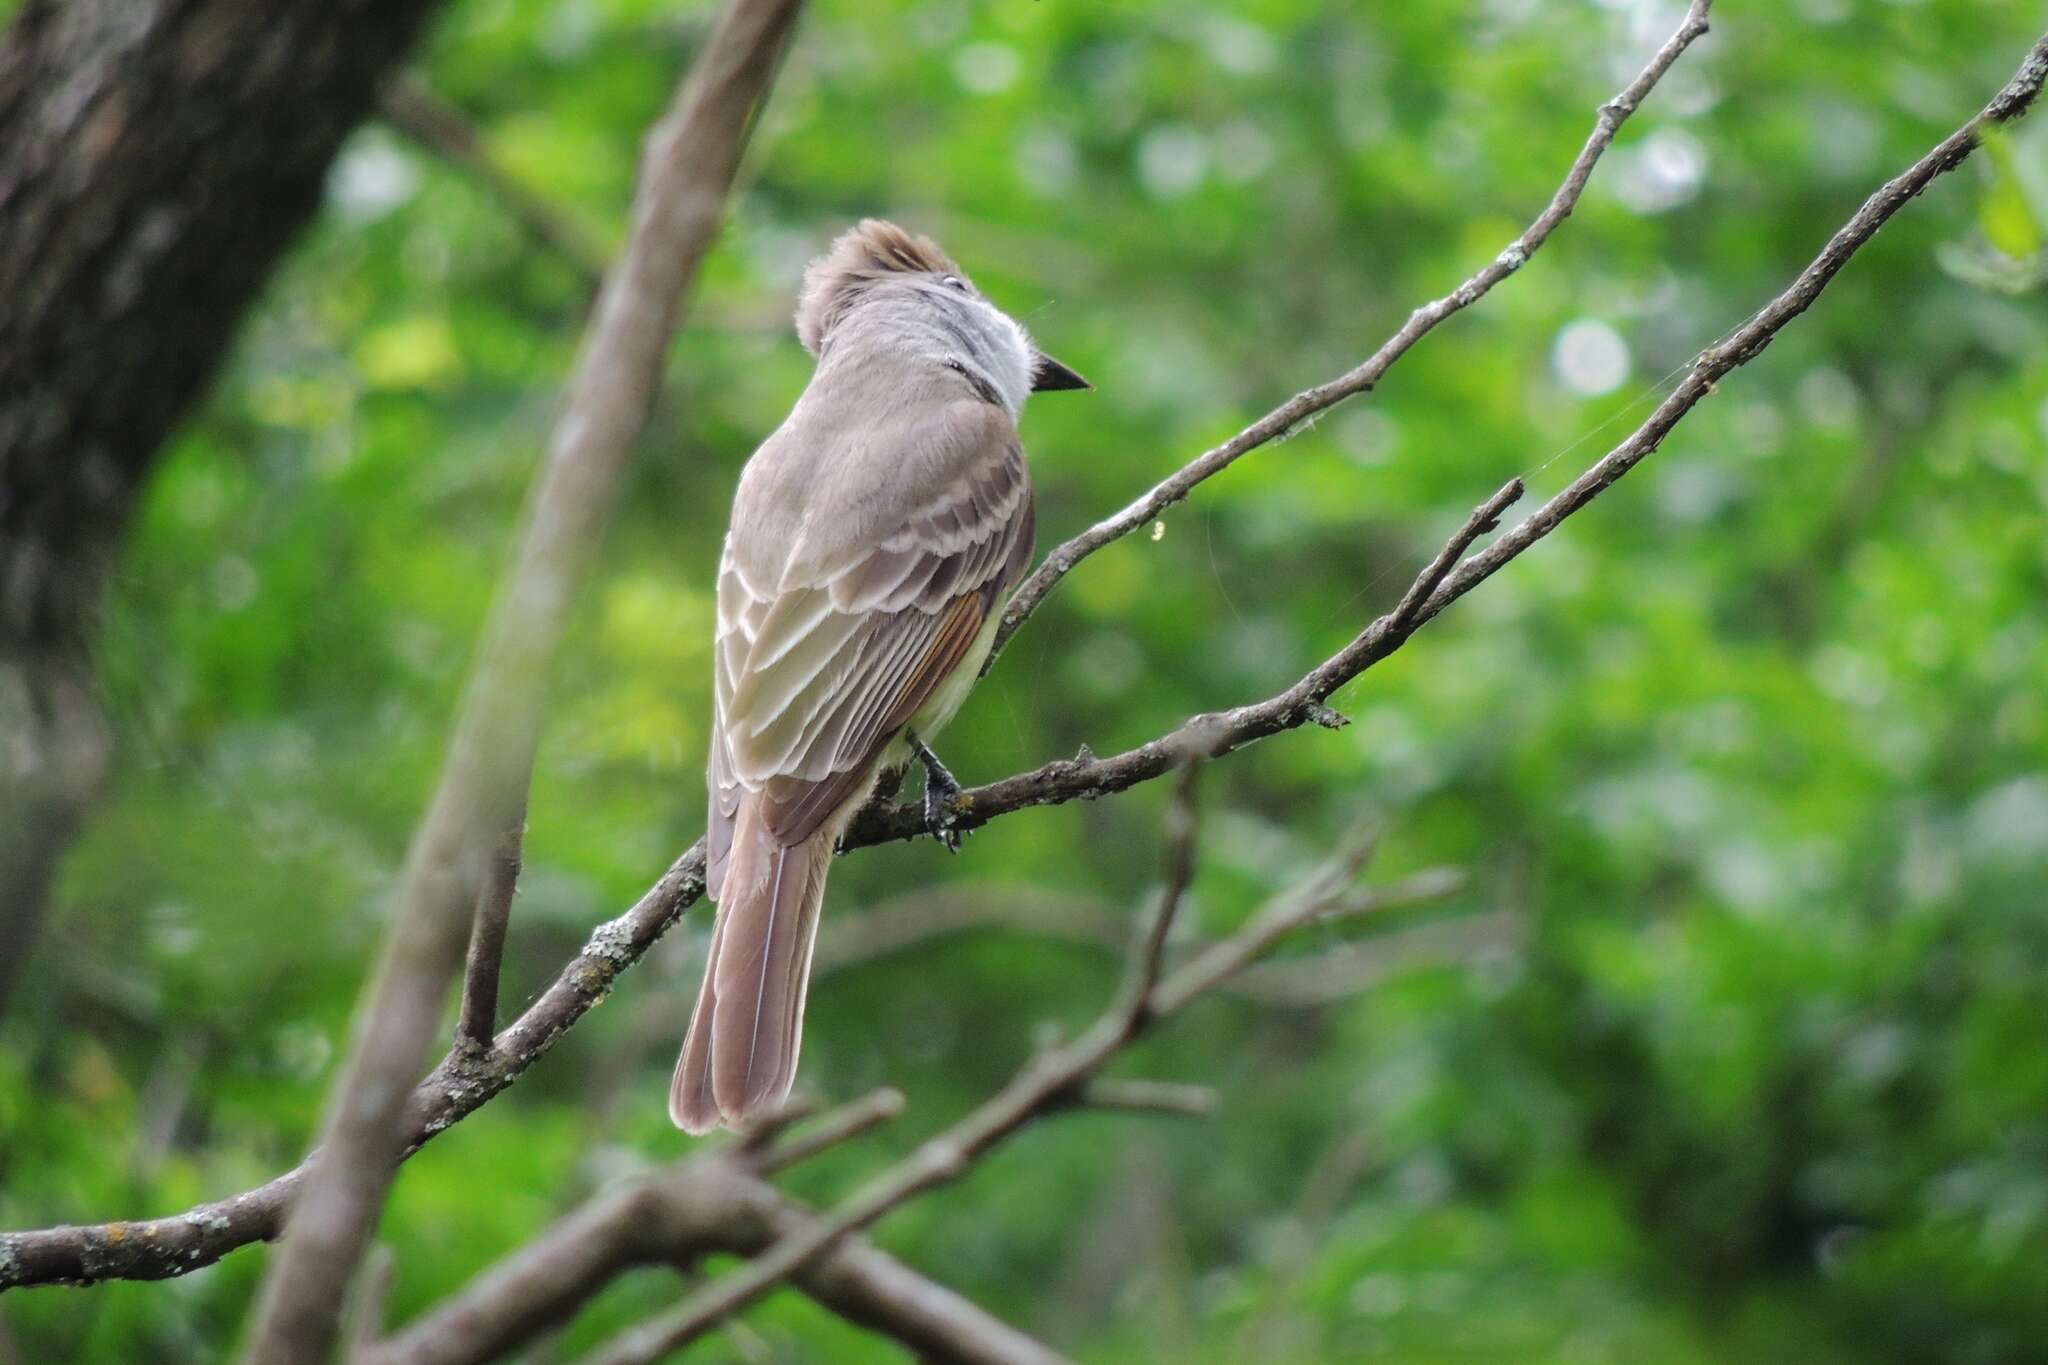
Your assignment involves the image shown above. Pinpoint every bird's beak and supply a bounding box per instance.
[1030,350,1092,393]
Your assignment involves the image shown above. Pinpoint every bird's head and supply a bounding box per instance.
[795,218,1089,414]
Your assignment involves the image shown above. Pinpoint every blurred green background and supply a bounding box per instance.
[5,0,2047,1359]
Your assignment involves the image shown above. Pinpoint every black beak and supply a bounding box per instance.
[1030,350,1092,393]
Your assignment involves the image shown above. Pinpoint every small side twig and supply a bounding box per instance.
[577,796,1389,1364]
[1416,30,2048,634]
[1071,1080,1218,1119]
[988,0,1714,659]
[757,1089,908,1176]
[1388,479,1524,630]
[731,1091,825,1158]
[381,80,610,288]
[240,2,807,1360]
[360,1101,1055,1365]
[1115,760,1202,1030]
[455,806,526,1049]
[10,18,2046,1306]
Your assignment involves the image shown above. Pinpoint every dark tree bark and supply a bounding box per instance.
[0,0,447,1008]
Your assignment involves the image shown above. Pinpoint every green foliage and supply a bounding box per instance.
[6,1,2047,1360]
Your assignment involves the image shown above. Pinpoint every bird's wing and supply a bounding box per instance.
[711,398,1034,846]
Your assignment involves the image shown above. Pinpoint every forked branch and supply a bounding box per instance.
[8,18,2044,1325]
[240,1,805,1359]
[987,0,1715,658]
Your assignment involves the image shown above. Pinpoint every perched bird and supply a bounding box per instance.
[671,220,1089,1133]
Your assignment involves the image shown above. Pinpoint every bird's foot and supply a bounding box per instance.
[906,730,968,854]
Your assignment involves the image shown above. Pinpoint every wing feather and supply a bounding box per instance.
[759,591,990,840]
[710,399,1033,850]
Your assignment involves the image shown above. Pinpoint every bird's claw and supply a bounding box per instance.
[907,730,968,854]
[922,782,964,854]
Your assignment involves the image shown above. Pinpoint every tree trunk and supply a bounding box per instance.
[0,0,446,1010]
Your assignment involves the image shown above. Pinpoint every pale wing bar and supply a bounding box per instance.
[712,415,1032,848]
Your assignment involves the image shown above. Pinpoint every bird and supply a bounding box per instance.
[671,219,1089,1133]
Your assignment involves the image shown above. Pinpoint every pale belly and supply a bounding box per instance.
[877,597,1005,776]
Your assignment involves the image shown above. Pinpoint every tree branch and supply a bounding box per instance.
[359,1093,1065,1365]
[576,784,1380,1364]
[755,1088,907,1176]
[1411,29,2048,634]
[1069,1080,1219,1120]
[9,15,2041,1307]
[380,80,611,290]
[986,0,1715,660]
[455,805,526,1048]
[239,2,804,1359]
[0,0,448,1017]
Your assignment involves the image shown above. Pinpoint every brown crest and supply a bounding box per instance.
[795,219,962,355]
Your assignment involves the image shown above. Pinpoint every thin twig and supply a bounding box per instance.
[576,803,1380,1364]
[455,805,526,1048]
[381,80,611,289]
[360,1143,1060,1365]
[9,18,2045,1302]
[1071,1080,1218,1119]
[1116,759,1201,1029]
[239,3,805,1360]
[731,1091,825,1158]
[1412,29,2048,635]
[986,0,1715,660]
[1152,840,1398,1018]
[1389,480,1524,629]
[757,1089,908,1176]
[1302,865,1467,928]
[812,880,1491,1008]
[1228,908,1515,1008]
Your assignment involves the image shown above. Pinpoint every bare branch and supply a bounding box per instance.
[987,0,1715,659]
[1389,480,1524,630]
[1229,906,1512,1008]
[850,26,2048,854]
[1302,865,1467,928]
[0,848,707,1290]
[1114,759,1202,1030]
[362,1175,665,1365]
[1152,842,1404,1018]
[814,887,1133,969]
[576,799,1382,1364]
[814,881,1497,1011]
[757,1089,908,1176]
[10,17,2044,1305]
[239,2,805,1359]
[343,1246,397,1355]
[381,80,611,289]
[1413,29,2048,634]
[730,1091,827,1158]
[360,1147,1063,1365]
[1070,1080,1219,1119]
[455,806,526,1048]
[782,1219,1072,1365]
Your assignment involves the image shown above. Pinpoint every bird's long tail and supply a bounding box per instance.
[671,796,832,1133]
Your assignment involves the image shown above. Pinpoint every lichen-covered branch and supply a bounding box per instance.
[238,2,804,1359]
[8,15,2041,1317]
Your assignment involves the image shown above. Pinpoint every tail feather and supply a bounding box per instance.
[670,797,831,1133]
[669,908,725,1133]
